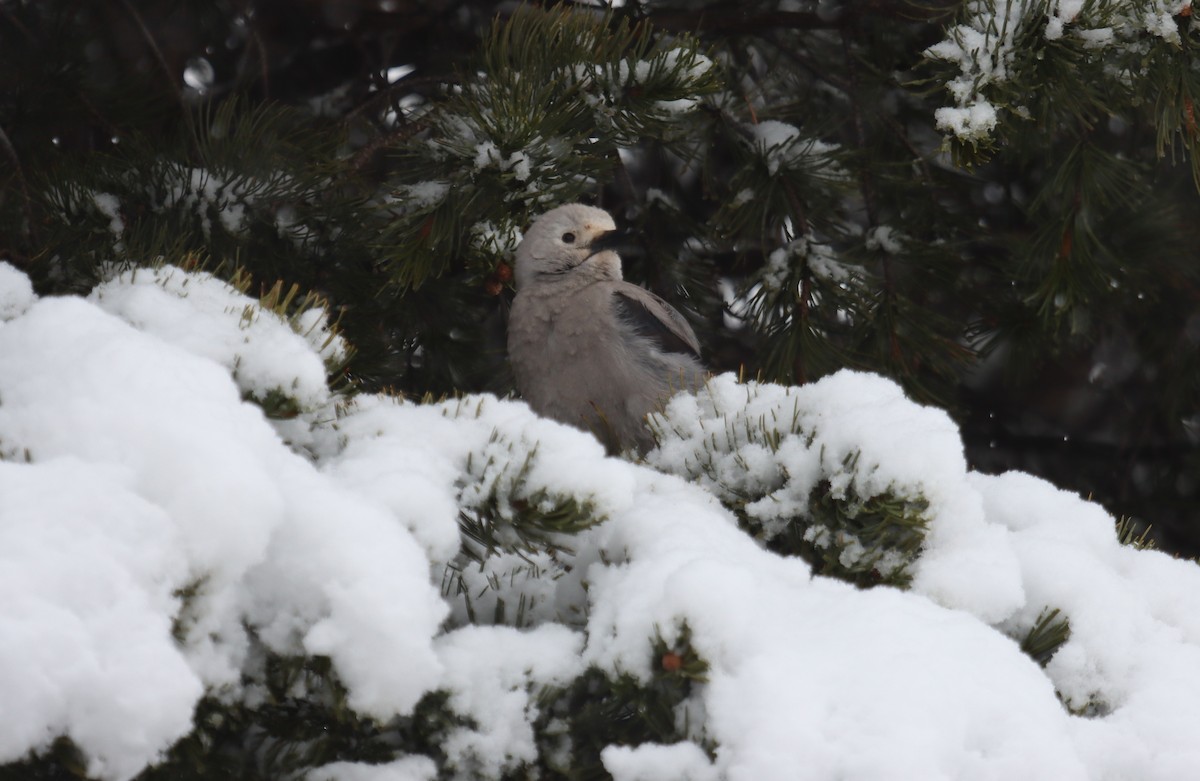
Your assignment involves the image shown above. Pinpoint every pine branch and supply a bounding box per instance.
[1019,607,1071,668]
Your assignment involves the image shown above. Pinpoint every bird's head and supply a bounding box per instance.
[514,203,628,288]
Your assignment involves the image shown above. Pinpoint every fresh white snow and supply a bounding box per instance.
[1,260,1199,780]
[745,120,845,177]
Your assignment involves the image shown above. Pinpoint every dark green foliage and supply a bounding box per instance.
[648,386,932,588]
[0,738,89,781]
[446,488,599,628]
[0,650,460,781]
[140,654,461,781]
[1013,607,1101,716]
[17,98,354,289]
[915,9,1200,554]
[926,1,1200,183]
[1116,516,1158,551]
[171,576,211,646]
[442,410,610,628]
[378,6,721,291]
[458,438,607,546]
[1018,606,1072,668]
[770,475,930,588]
[533,626,710,781]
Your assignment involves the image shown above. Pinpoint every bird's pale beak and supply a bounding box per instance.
[587,228,635,256]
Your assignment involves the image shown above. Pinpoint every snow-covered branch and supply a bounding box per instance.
[2,263,1199,779]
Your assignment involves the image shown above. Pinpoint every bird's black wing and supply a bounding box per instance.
[611,285,702,360]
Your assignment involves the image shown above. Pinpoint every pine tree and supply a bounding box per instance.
[1,1,1198,778]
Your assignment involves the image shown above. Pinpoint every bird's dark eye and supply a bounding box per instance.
[561,232,576,244]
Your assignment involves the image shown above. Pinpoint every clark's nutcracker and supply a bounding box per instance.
[508,203,706,453]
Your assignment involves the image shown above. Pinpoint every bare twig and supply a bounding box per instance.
[0,123,36,244]
[345,119,432,175]
[253,27,270,99]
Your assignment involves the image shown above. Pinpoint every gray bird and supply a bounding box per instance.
[507,203,706,454]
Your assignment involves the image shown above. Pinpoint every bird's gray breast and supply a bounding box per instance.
[508,279,704,453]
[509,282,626,418]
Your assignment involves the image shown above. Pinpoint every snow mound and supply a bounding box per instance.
[0,269,444,777]
[0,260,35,320]
[307,756,438,781]
[583,469,1087,781]
[646,371,1024,621]
[2,263,1199,780]
[89,265,343,414]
